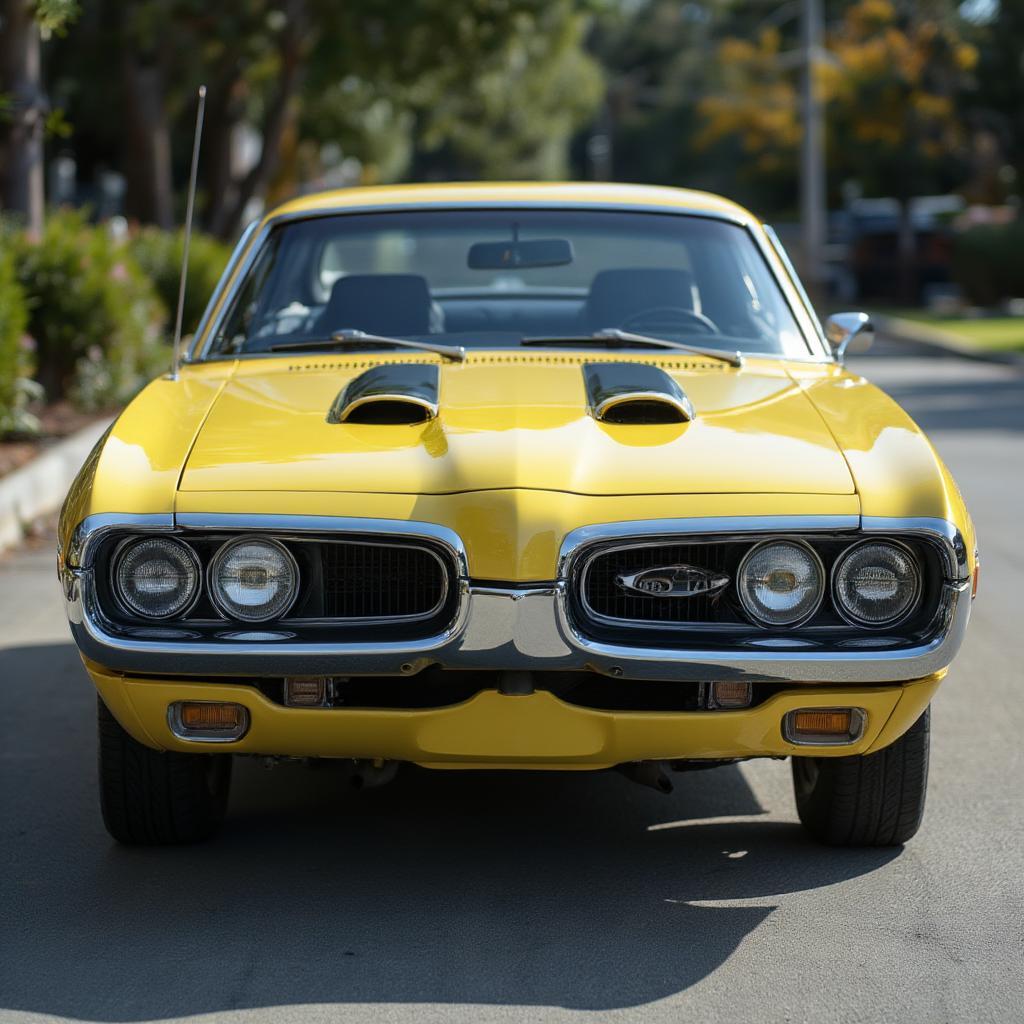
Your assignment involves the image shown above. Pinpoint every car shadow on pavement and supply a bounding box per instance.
[1,643,900,1020]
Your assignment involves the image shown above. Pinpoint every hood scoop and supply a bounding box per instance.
[583,362,695,424]
[328,363,439,425]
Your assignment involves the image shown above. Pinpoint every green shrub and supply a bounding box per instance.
[0,245,37,436]
[11,209,166,409]
[129,227,232,338]
[951,220,1024,307]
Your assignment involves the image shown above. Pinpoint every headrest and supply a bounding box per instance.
[583,267,697,331]
[317,274,433,336]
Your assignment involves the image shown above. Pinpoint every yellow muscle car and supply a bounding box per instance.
[59,183,977,847]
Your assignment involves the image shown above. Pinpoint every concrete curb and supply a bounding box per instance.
[874,314,1024,369]
[0,417,114,554]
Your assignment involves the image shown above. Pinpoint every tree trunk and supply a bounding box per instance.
[0,0,46,237]
[121,51,174,228]
[896,195,917,307]
[201,74,245,235]
[208,0,310,240]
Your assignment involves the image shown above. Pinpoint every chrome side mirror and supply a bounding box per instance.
[824,312,874,364]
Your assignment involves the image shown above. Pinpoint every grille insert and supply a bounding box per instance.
[321,542,448,620]
[581,542,740,626]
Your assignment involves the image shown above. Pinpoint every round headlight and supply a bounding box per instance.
[833,540,920,627]
[738,540,825,627]
[209,537,299,622]
[113,537,201,620]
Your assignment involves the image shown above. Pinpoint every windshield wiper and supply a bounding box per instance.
[270,328,466,362]
[520,328,743,367]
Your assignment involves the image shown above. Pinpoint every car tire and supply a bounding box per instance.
[97,697,232,845]
[791,706,930,847]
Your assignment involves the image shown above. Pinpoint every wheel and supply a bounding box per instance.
[97,697,232,845]
[791,706,930,847]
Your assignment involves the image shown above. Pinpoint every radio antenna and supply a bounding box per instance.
[170,84,207,380]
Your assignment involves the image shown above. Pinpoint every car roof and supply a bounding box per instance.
[265,181,757,226]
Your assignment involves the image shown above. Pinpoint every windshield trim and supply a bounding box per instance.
[188,203,829,365]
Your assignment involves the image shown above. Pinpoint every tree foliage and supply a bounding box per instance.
[696,0,979,203]
[47,0,605,238]
[829,0,978,197]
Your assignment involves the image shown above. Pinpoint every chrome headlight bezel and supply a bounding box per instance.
[736,538,826,628]
[831,538,922,629]
[110,536,203,621]
[207,535,301,623]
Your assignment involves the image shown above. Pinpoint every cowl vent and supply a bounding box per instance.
[328,363,439,425]
[583,362,695,424]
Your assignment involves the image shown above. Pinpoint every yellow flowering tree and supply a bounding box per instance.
[697,0,978,297]
[828,0,978,183]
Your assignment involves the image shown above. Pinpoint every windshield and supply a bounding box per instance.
[210,209,812,358]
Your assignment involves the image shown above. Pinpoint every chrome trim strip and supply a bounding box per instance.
[174,513,469,579]
[328,363,439,423]
[861,515,969,581]
[67,576,970,681]
[594,392,693,421]
[190,203,830,364]
[583,361,695,423]
[68,513,176,569]
[68,574,474,676]
[549,579,970,683]
[337,394,437,420]
[64,513,971,682]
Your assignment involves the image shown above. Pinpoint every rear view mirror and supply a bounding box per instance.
[468,238,573,270]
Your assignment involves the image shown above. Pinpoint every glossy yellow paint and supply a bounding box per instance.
[268,181,755,224]
[86,662,942,764]
[792,363,977,560]
[59,347,974,581]
[59,360,234,551]
[179,353,854,498]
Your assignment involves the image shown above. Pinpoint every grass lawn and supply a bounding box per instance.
[877,309,1024,352]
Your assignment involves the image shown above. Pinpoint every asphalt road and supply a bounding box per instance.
[1,338,1022,1024]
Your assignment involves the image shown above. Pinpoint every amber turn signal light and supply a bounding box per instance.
[169,701,249,741]
[284,677,328,707]
[709,680,752,709]
[793,710,851,734]
[783,707,865,746]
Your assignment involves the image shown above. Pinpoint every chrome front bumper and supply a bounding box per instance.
[63,513,972,684]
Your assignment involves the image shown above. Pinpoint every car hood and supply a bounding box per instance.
[178,353,855,496]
